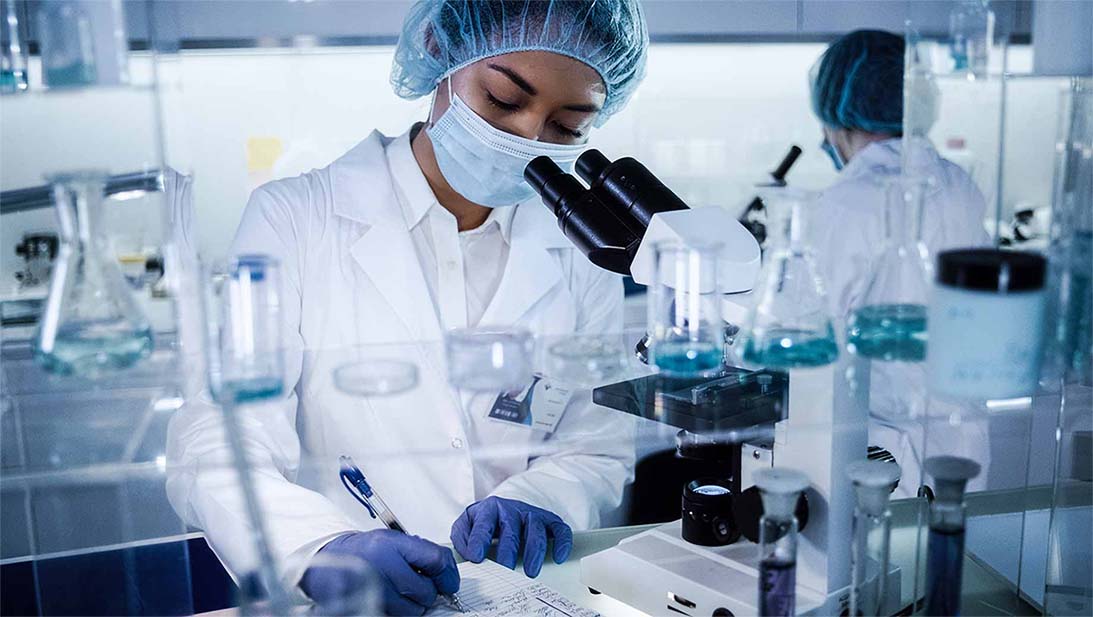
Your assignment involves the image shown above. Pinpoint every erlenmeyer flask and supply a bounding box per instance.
[741,189,839,368]
[846,176,933,361]
[35,171,153,375]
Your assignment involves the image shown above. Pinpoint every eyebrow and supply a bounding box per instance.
[486,62,603,115]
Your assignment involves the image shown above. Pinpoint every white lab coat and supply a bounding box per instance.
[808,139,992,496]
[165,130,635,587]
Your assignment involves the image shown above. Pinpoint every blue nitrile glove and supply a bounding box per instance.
[450,496,574,578]
[301,530,460,616]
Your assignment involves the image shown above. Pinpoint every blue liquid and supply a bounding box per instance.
[45,62,96,87]
[925,526,965,616]
[847,303,927,361]
[651,340,723,376]
[222,377,284,404]
[35,321,153,376]
[1063,232,1092,379]
[0,69,28,94]
[759,558,796,617]
[743,328,839,368]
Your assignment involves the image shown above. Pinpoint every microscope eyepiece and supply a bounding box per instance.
[575,149,612,186]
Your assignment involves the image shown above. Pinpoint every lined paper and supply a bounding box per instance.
[429,560,600,617]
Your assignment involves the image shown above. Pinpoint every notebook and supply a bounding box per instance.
[429,559,600,617]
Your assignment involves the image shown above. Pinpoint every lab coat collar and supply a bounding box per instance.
[840,138,903,181]
[385,127,438,230]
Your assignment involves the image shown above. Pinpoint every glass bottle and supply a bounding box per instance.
[754,467,809,617]
[741,189,838,368]
[949,0,995,77]
[923,455,981,617]
[35,171,154,375]
[647,241,726,377]
[1,0,29,93]
[846,176,932,362]
[847,460,901,617]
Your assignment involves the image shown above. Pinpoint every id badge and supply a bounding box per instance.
[487,374,573,433]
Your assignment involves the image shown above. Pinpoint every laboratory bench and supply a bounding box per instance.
[194,488,1053,617]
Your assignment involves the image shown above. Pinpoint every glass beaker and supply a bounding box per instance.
[741,190,838,368]
[203,256,286,404]
[38,0,97,87]
[646,241,725,377]
[1,0,29,93]
[846,176,932,362]
[35,171,154,376]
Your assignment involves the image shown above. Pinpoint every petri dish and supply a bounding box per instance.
[547,335,627,385]
[445,327,534,392]
[333,360,418,397]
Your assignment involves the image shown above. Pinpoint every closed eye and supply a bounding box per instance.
[486,91,520,112]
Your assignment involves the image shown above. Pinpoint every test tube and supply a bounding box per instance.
[923,456,981,616]
[754,468,810,617]
[847,460,902,617]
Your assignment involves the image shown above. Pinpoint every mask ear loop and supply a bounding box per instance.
[427,75,456,128]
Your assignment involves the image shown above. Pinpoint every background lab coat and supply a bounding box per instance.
[166,130,636,587]
[808,138,992,496]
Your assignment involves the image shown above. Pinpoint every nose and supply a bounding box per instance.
[506,112,546,142]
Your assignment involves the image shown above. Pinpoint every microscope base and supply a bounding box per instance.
[580,520,901,616]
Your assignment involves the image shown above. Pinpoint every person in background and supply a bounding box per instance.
[166,1,647,615]
[806,29,992,497]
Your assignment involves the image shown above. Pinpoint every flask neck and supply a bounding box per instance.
[51,174,108,250]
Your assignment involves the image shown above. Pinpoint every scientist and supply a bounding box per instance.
[166,1,648,614]
[807,29,991,495]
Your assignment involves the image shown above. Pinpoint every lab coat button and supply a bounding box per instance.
[451,437,464,449]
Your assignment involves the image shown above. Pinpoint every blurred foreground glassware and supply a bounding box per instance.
[38,0,128,88]
[847,177,932,362]
[847,460,901,617]
[754,468,809,617]
[333,359,418,397]
[923,456,980,617]
[446,327,533,391]
[646,241,725,377]
[948,0,994,77]
[204,256,285,403]
[35,171,154,375]
[1,0,28,93]
[202,255,291,615]
[741,190,838,369]
[547,334,627,386]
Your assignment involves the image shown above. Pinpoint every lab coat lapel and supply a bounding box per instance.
[332,131,443,344]
[348,224,442,343]
[479,203,566,326]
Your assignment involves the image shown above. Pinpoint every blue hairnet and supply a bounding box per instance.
[810,29,905,135]
[391,0,648,127]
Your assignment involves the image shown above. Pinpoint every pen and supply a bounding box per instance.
[339,455,468,613]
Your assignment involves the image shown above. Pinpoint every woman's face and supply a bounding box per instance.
[432,50,607,145]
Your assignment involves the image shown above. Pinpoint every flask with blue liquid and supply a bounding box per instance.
[741,189,839,368]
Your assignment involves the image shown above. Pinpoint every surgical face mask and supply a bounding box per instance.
[821,137,845,171]
[426,82,586,208]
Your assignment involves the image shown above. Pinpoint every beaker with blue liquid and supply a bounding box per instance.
[846,176,932,362]
[741,188,839,368]
[203,255,286,405]
[35,171,154,376]
[646,241,726,377]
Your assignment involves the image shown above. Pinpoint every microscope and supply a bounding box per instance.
[525,152,901,616]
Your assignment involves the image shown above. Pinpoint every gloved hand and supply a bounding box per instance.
[301,530,460,616]
[450,496,573,578]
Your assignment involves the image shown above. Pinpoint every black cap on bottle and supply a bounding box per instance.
[936,248,1046,292]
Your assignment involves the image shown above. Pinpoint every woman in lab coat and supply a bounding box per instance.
[806,30,992,496]
[166,1,648,614]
